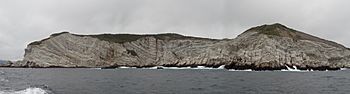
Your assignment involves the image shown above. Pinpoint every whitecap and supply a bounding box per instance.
[194,66,214,69]
[340,68,349,71]
[115,65,227,70]
[0,71,5,75]
[117,66,129,69]
[141,66,164,69]
[0,87,51,94]
[0,77,8,82]
[217,65,225,69]
[92,68,102,70]
[228,69,253,71]
[161,66,224,70]
[162,67,191,69]
[282,65,301,72]
[116,66,136,69]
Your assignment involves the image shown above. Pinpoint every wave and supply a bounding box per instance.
[118,66,137,69]
[0,77,9,82]
[280,65,326,72]
[281,65,302,72]
[340,68,349,71]
[135,65,227,70]
[0,85,53,94]
[0,87,52,94]
[111,65,344,71]
[228,69,253,71]
[0,71,8,82]
[228,66,312,72]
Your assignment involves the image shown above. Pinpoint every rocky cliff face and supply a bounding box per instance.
[11,23,350,70]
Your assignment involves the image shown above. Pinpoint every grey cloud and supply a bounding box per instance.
[0,0,350,60]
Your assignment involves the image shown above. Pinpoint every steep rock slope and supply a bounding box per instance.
[19,32,224,68]
[13,23,350,70]
[224,23,350,70]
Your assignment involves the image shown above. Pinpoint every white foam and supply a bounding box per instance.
[228,69,253,71]
[162,66,191,69]
[146,66,158,69]
[0,71,5,74]
[118,66,130,69]
[0,87,49,94]
[93,68,102,70]
[193,66,215,69]
[115,65,226,70]
[282,65,301,72]
[117,66,137,69]
[142,66,164,69]
[340,68,349,70]
[168,66,225,70]
[217,65,225,69]
[112,65,337,71]
[0,78,8,82]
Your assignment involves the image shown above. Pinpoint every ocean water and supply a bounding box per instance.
[0,68,349,94]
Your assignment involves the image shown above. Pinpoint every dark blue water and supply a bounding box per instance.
[0,68,349,94]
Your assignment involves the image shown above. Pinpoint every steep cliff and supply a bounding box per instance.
[13,23,350,70]
[224,23,350,70]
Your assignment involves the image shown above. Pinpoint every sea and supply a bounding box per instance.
[0,68,349,94]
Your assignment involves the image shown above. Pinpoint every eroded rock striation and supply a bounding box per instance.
[9,23,350,70]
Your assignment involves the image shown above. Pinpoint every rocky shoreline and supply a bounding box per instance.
[0,64,342,71]
[0,60,343,71]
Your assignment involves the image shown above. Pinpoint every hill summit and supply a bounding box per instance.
[244,23,345,48]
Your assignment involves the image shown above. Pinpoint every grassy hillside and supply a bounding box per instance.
[29,32,219,45]
[245,23,346,48]
[75,33,218,43]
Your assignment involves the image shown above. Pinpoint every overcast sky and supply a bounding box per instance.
[1,0,350,60]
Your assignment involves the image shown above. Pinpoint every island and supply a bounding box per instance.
[2,23,350,71]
